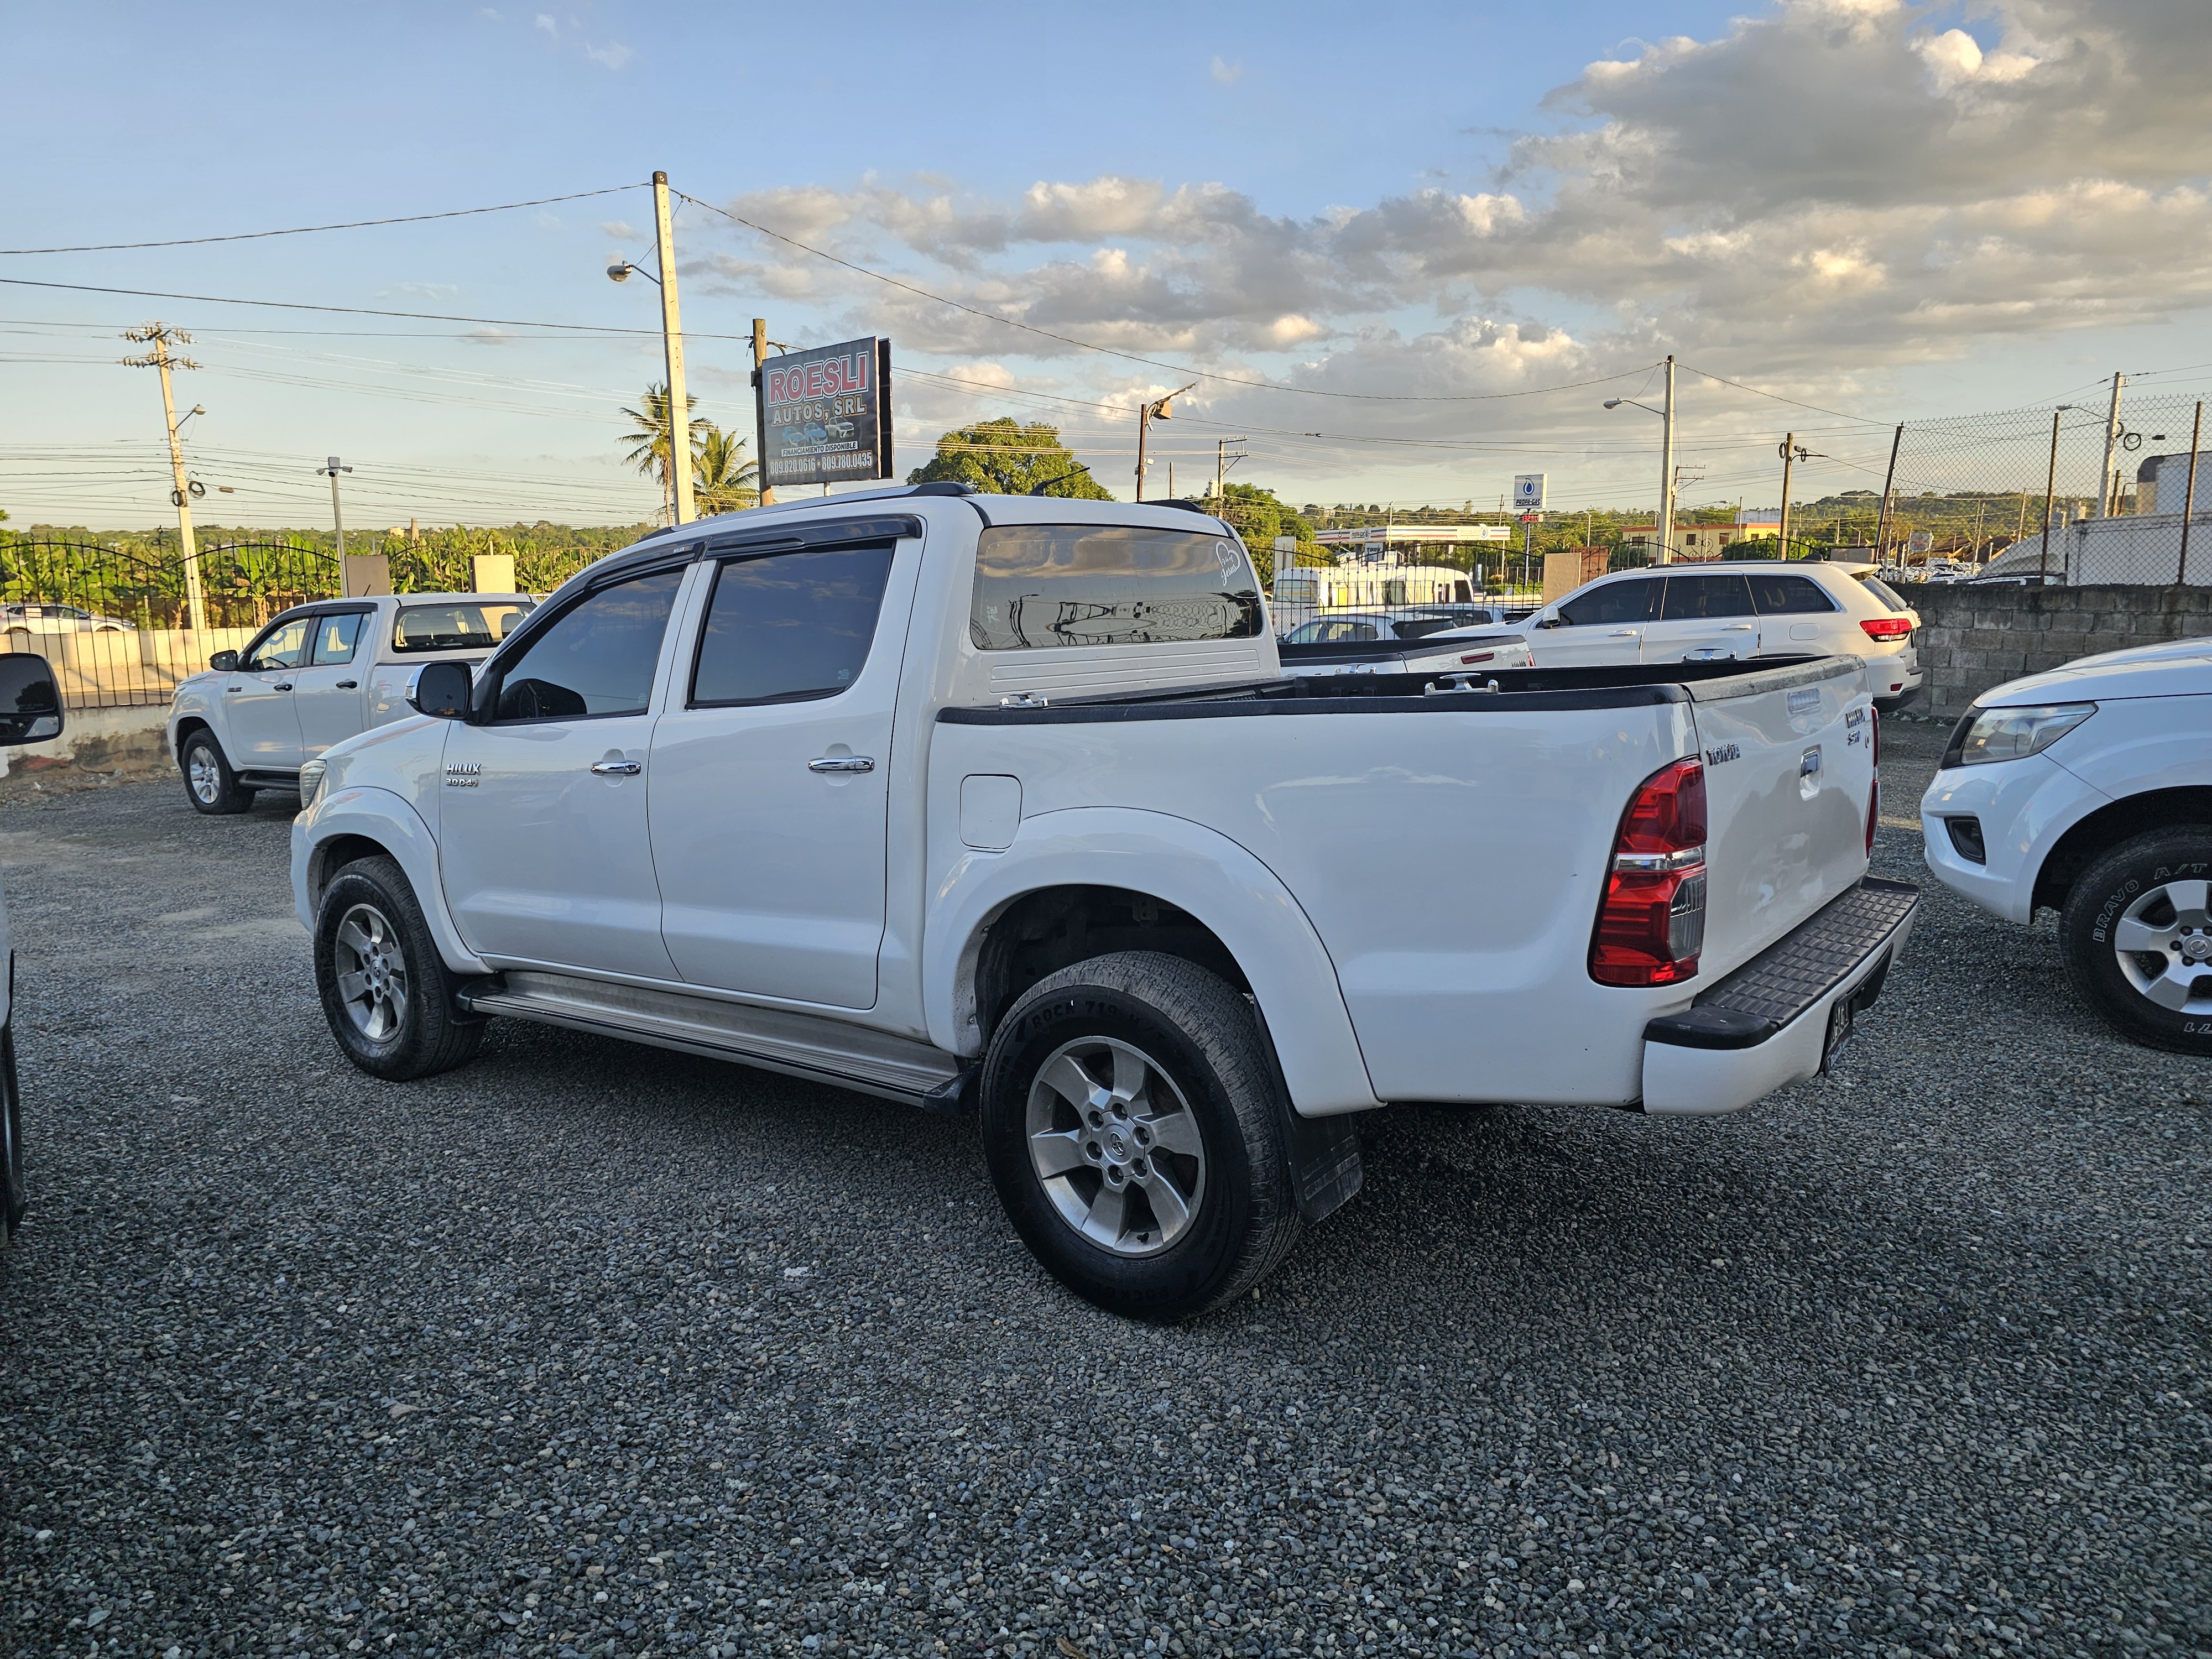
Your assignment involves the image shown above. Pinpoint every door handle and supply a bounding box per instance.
[589,759,641,776]
[335,679,358,689]
[808,756,875,774]
[1724,623,1756,630]
[273,682,294,692]
[1608,629,1640,638]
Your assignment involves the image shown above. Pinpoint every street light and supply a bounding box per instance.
[318,456,354,561]
[604,171,695,524]
[1135,382,1197,502]
[606,258,658,286]
[1603,356,1678,564]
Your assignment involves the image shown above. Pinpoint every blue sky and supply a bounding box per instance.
[5,0,2208,528]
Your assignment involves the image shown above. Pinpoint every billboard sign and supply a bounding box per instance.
[755,336,893,489]
[1512,473,1548,510]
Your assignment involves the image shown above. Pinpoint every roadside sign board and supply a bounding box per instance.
[1513,473,1548,510]
[755,336,893,489]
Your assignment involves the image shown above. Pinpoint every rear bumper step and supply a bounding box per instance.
[1640,876,1919,1115]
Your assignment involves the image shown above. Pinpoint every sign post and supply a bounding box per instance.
[754,336,894,493]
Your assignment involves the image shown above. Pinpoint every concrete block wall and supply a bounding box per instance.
[1895,582,2212,722]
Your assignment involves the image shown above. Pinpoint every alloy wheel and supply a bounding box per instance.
[332,902,410,1041]
[2112,877,2212,1015]
[1025,1036,1207,1258]
[187,748,222,805]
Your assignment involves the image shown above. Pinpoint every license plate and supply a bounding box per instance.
[1821,946,1893,1073]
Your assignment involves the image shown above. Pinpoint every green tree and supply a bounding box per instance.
[693,424,760,515]
[906,417,1114,498]
[619,382,709,517]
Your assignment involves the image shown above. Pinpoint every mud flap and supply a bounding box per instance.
[1252,1001,1365,1224]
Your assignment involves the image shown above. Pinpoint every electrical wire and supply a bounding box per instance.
[0,186,643,255]
[1674,362,1889,425]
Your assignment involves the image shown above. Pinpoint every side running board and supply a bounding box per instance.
[458,969,975,1114]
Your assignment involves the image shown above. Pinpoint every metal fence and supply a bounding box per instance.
[0,538,608,711]
[1885,390,2210,586]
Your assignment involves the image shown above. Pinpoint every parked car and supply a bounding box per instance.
[1279,606,1532,644]
[1,603,135,636]
[1524,559,1925,708]
[168,591,534,815]
[1919,636,2212,1053]
[0,651,66,1247]
[291,487,1910,1319]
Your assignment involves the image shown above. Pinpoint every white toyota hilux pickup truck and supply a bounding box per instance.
[290,487,1915,1318]
[168,591,533,813]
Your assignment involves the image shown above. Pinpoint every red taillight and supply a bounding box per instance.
[1590,758,1708,987]
[1859,617,1913,640]
[1865,708,1881,854]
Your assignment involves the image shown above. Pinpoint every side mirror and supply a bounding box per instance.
[208,649,239,672]
[0,652,64,745]
[408,660,473,719]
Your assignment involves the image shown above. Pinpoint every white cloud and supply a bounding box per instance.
[533,12,556,38]
[676,0,2212,467]
[585,40,632,70]
[600,218,638,241]
[1209,56,1243,85]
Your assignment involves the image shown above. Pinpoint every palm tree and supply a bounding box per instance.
[619,382,709,522]
[694,424,760,515]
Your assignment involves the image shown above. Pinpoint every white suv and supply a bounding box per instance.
[1526,561,1923,707]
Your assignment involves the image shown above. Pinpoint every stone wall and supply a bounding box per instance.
[1895,582,2212,722]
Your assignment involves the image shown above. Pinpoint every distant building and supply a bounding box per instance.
[1618,521,1781,560]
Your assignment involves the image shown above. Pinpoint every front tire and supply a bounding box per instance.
[180,729,254,815]
[2060,826,2212,1055]
[315,855,484,1081]
[979,952,1302,1322]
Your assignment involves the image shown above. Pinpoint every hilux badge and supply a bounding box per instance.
[444,762,481,789]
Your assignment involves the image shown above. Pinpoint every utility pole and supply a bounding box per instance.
[1874,422,1903,561]
[319,457,353,556]
[1777,433,1799,556]
[121,323,208,634]
[650,171,695,526]
[2095,371,2125,519]
[1656,354,1677,565]
[752,317,775,507]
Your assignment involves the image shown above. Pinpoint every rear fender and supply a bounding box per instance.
[925,806,1383,1117]
[293,785,489,975]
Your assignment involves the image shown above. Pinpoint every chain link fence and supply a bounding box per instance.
[1886,390,2210,586]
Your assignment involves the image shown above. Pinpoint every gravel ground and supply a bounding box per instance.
[1,723,2205,1659]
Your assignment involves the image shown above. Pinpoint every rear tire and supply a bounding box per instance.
[979,951,1302,1322]
[2059,826,2212,1056]
[315,855,484,1081]
[181,729,254,815]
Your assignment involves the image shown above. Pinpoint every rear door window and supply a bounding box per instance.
[1659,572,1755,619]
[492,568,682,721]
[1558,577,1661,627]
[688,544,895,707]
[310,611,367,665]
[1746,572,1839,615]
[970,524,1264,650]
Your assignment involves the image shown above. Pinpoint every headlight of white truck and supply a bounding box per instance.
[298,758,328,812]
[1941,702,2095,768]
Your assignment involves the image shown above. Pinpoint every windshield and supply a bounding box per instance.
[391,601,535,654]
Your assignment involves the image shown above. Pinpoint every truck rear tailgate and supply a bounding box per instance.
[1688,656,1877,979]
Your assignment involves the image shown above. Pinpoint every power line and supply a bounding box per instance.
[1675,362,1887,425]
[0,186,643,255]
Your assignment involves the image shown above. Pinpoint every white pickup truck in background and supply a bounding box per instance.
[168,591,533,813]
[290,488,1914,1319]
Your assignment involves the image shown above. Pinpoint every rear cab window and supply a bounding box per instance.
[971,525,1264,650]
[392,600,535,655]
